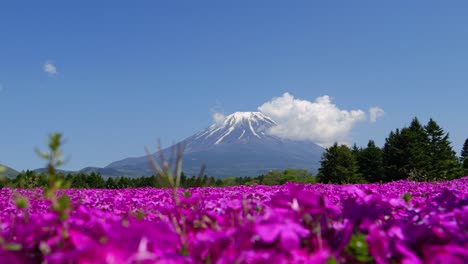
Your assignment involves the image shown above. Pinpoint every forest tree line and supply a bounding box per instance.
[0,168,315,189]
[1,117,467,188]
[318,117,468,183]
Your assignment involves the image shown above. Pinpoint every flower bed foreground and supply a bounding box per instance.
[1,178,468,263]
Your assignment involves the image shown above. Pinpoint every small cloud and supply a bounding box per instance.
[212,112,226,126]
[210,100,226,126]
[369,107,385,123]
[258,93,368,147]
[43,61,58,76]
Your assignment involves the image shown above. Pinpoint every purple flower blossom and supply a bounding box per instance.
[0,177,466,263]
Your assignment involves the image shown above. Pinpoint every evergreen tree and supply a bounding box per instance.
[105,177,117,189]
[117,177,130,188]
[461,138,468,175]
[424,119,462,180]
[382,129,406,181]
[214,179,223,186]
[38,173,49,187]
[180,172,187,187]
[461,138,468,159]
[70,173,87,188]
[351,144,361,157]
[405,118,431,180]
[318,143,365,184]
[87,172,105,188]
[383,118,430,181]
[356,140,385,183]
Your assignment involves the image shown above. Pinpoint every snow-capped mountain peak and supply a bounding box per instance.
[194,111,277,145]
[222,112,277,128]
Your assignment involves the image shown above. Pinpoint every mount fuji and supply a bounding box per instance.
[106,112,324,178]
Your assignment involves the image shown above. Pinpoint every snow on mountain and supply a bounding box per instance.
[189,112,277,146]
[106,112,324,178]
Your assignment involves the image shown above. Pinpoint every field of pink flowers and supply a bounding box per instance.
[1,178,467,263]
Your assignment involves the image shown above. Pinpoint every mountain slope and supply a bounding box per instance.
[1,164,19,178]
[78,167,133,177]
[33,168,75,175]
[107,112,324,178]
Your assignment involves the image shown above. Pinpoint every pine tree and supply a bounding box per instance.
[351,144,361,157]
[405,118,430,180]
[383,129,406,181]
[461,138,468,176]
[105,177,116,189]
[356,140,385,183]
[462,138,468,159]
[318,143,365,184]
[424,119,462,180]
[383,118,430,181]
[117,177,130,188]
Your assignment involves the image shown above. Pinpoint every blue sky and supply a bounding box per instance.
[1,1,467,171]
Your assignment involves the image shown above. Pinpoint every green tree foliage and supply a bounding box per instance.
[247,169,315,186]
[382,129,406,181]
[117,177,131,188]
[354,140,384,183]
[222,177,237,186]
[17,170,40,189]
[461,138,468,176]
[383,118,430,181]
[87,172,106,188]
[282,169,315,184]
[461,138,468,159]
[425,119,462,180]
[262,170,283,186]
[383,117,462,181]
[405,118,431,180]
[105,177,117,188]
[318,143,365,184]
[6,170,315,189]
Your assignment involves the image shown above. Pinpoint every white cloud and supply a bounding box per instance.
[210,101,226,126]
[369,107,385,123]
[212,112,226,126]
[258,93,368,147]
[43,61,57,76]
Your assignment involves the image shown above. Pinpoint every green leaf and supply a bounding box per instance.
[57,195,71,210]
[99,236,108,244]
[43,188,52,199]
[15,197,28,209]
[402,192,413,205]
[327,256,338,264]
[54,179,64,189]
[179,244,189,256]
[345,233,373,262]
[4,243,22,251]
[136,210,145,220]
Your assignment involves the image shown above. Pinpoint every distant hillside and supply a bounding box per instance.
[33,168,75,175]
[0,164,19,178]
[78,167,130,178]
[31,167,129,178]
